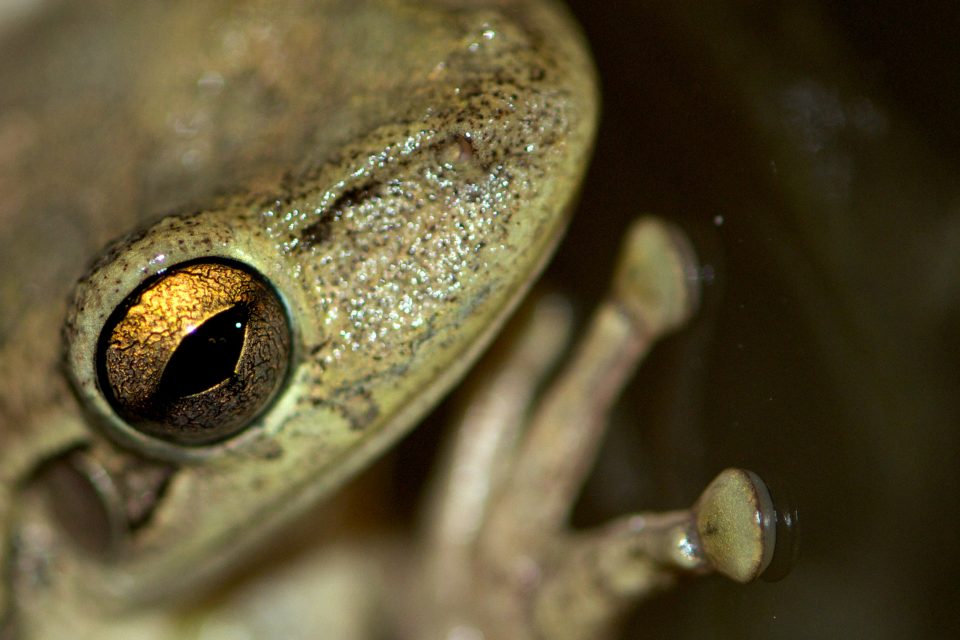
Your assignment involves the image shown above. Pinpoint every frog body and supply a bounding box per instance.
[1,0,597,632]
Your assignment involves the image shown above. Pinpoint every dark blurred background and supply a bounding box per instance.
[538,1,960,637]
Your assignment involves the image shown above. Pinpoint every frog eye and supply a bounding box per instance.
[96,260,291,445]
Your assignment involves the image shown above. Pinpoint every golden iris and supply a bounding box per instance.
[97,261,291,445]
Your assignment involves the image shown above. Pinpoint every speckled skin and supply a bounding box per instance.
[0,0,596,635]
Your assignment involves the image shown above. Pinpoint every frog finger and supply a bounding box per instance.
[421,294,573,633]
[532,469,798,640]
[693,468,800,583]
[485,217,700,544]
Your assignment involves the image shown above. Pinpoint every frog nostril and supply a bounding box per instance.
[97,260,291,446]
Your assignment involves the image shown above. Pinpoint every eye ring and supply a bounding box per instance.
[96,259,292,446]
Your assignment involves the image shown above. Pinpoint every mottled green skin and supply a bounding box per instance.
[0,0,596,633]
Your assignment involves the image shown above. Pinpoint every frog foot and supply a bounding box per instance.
[418,218,797,640]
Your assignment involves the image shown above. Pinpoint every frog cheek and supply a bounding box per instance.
[96,259,292,446]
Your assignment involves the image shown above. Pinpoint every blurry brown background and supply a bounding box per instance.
[539,1,959,637]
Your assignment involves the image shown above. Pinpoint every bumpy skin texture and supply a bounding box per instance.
[0,0,597,633]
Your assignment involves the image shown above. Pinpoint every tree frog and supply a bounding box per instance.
[0,0,794,638]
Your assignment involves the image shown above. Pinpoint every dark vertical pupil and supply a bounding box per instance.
[158,305,249,399]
